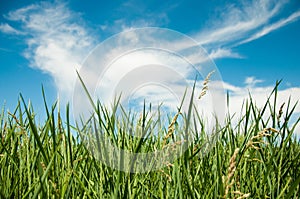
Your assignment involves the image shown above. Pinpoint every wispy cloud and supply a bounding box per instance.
[195,0,284,46]
[117,0,299,60]
[239,10,300,44]
[0,23,24,35]
[190,0,300,60]
[99,0,171,33]
[4,1,96,103]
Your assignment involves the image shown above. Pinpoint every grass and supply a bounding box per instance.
[0,80,300,198]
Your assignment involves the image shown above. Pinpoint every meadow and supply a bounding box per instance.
[0,80,299,198]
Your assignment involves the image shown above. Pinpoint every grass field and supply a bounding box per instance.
[0,81,300,198]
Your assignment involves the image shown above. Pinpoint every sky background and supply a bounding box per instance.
[1,0,300,127]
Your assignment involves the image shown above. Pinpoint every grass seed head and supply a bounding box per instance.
[233,191,251,199]
[198,70,215,99]
[277,102,285,127]
[223,148,240,198]
[162,111,181,147]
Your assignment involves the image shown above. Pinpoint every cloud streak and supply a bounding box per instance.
[190,0,300,59]
[0,23,24,35]
[239,10,300,45]
[195,0,284,46]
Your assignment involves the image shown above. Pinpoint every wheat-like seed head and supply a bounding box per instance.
[159,169,172,182]
[163,139,185,151]
[164,161,174,168]
[223,127,279,198]
[199,70,215,99]
[228,148,239,178]
[223,147,240,198]
[246,128,279,150]
[162,111,181,147]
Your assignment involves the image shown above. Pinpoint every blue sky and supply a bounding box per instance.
[0,0,300,125]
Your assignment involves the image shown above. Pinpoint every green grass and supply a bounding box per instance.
[0,81,300,198]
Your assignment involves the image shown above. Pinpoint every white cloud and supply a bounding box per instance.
[71,28,223,126]
[209,48,243,59]
[244,76,264,87]
[5,1,96,103]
